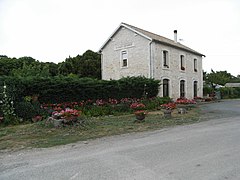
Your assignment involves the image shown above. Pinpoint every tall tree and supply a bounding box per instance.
[58,50,101,79]
[206,70,235,86]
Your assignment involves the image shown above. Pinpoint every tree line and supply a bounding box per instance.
[204,69,240,86]
[1,51,240,86]
[0,50,101,79]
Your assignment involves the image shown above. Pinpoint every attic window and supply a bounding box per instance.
[121,50,128,67]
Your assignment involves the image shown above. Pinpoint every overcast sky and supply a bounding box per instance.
[0,0,240,75]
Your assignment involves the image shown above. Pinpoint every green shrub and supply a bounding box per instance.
[220,87,240,99]
[0,76,160,104]
[203,86,214,96]
[141,97,171,110]
[83,105,113,117]
[15,102,36,120]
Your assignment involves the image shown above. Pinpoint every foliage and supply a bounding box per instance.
[161,103,176,110]
[14,101,45,121]
[52,109,81,119]
[11,62,51,77]
[130,103,146,110]
[205,69,235,86]
[203,86,214,96]
[14,101,36,120]
[0,50,101,78]
[0,76,160,103]
[175,98,196,104]
[0,107,200,151]
[42,97,171,117]
[58,50,101,79]
[134,110,148,116]
[219,87,240,99]
[0,82,18,125]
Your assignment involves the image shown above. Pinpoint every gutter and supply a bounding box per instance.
[149,41,153,78]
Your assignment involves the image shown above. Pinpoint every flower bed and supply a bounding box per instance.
[175,98,196,105]
[161,102,176,110]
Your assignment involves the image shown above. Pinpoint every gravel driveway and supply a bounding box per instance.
[200,99,240,120]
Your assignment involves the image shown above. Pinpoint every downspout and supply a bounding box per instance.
[149,40,153,78]
[99,50,103,80]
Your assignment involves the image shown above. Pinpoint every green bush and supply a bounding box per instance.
[203,86,214,96]
[0,76,160,104]
[15,102,36,120]
[141,97,171,110]
[220,87,240,99]
[14,101,46,121]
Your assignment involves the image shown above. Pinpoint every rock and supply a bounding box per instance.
[53,119,63,127]
[178,108,187,114]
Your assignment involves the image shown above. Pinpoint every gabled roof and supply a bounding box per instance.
[99,22,205,57]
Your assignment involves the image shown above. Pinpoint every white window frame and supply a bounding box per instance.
[194,81,198,97]
[163,78,170,97]
[180,80,185,98]
[180,55,185,71]
[121,50,128,68]
[162,50,169,68]
[194,59,197,72]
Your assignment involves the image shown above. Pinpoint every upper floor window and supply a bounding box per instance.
[194,59,197,72]
[180,55,185,71]
[121,51,128,67]
[163,50,169,68]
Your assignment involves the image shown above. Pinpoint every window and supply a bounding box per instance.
[163,50,169,68]
[194,59,197,72]
[180,80,185,98]
[194,81,198,97]
[163,79,169,97]
[180,55,185,70]
[121,51,128,67]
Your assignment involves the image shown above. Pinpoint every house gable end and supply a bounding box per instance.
[99,23,152,52]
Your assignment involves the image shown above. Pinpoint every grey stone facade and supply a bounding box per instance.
[99,23,205,100]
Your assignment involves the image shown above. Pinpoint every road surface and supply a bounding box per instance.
[1,100,240,180]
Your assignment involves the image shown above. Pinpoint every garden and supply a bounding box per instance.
[0,76,205,152]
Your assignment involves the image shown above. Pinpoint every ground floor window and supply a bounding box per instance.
[163,79,169,97]
[180,80,185,98]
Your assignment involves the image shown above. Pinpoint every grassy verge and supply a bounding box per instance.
[0,107,201,152]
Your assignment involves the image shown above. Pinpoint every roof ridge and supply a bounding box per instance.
[122,22,175,43]
[121,22,205,57]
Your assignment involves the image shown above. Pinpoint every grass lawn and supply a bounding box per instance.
[0,107,201,152]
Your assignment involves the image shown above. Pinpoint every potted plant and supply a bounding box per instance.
[51,108,81,127]
[134,110,147,121]
[161,102,176,118]
[175,98,196,110]
[130,103,147,121]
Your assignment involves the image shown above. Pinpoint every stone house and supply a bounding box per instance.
[225,83,240,88]
[99,23,205,100]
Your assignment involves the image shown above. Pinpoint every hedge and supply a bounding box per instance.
[0,76,160,103]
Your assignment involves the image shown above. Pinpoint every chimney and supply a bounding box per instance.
[174,30,177,42]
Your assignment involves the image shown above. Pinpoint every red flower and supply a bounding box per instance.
[161,103,176,110]
[134,110,147,116]
[176,98,196,104]
[130,103,146,110]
